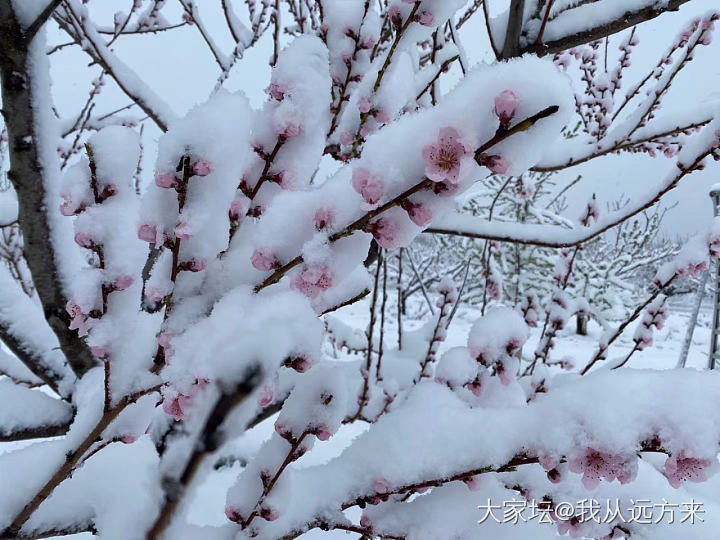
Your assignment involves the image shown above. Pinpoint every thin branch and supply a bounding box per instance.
[25,0,63,42]
[523,0,694,57]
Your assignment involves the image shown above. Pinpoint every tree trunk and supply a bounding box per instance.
[0,3,96,378]
[576,311,588,336]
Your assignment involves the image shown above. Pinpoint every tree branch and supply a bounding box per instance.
[0,420,72,442]
[501,0,526,59]
[523,0,693,57]
[25,0,63,42]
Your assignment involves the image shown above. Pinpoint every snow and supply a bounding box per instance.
[0,379,72,439]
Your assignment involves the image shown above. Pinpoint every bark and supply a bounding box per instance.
[0,2,96,378]
[576,311,588,336]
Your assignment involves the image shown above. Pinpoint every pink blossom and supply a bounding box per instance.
[251,247,278,271]
[359,515,371,528]
[268,82,286,101]
[540,455,560,471]
[314,424,333,441]
[663,454,713,488]
[467,381,483,397]
[155,171,177,188]
[494,89,519,127]
[277,169,296,189]
[112,275,134,291]
[260,507,279,521]
[291,265,333,298]
[313,207,335,231]
[496,362,513,385]
[186,258,207,272]
[357,98,372,113]
[359,124,373,137]
[288,356,311,373]
[360,37,375,49]
[91,345,108,359]
[229,198,248,221]
[422,127,470,184]
[101,183,117,199]
[60,193,82,216]
[339,132,354,146]
[373,110,390,124]
[556,517,584,538]
[225,506,242,523]
[66,298,91,337]
[74,231,94,249]
[417,10,435,27]
[274,421,293,440]
[547,468,563,484]
[174,222,192,241]
[374,477,391,494]
[162,392,193,421]
[367,217,399,249]
[402,201,433,227]
[156,331,172,350]
[432,180,460,198]
[484,155,511,174]
[351,168,384,209]
[258,384,275,408]
[569,448,637,490]
[192,159,212,176]
[272,112,304,138]
[138,223,159,244]
[146,286,167,302]
[388,4,402,27]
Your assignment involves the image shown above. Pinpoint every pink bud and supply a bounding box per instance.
[260,507,279,521]
[192,159,212,176]
[229,198,247,221]
[225,507,242,523]
[358,98,372,113]
[258,384,275,408]
[485,155,511,174]
[187,258,207,272]
[74,231,94,249]
[90,345,108,359]
[373,110,390,124]
[467,381,483,397]
[494,90,519,126]
[404,202,432,227]
[112,275,134,291]
[360,515,371,528]
[290,356,311,373]
[338,132,354,147]
[138,223,159,244]
[314,424,332,441]
[268,82,286,101]
[155,171,177,188]
[174,222,192,240]
[547,468,563,483]
[374,477,391,494]
[417,10,435,26]
[251,247,278,271]
[313,207,335,231]
[120,434,137,444]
